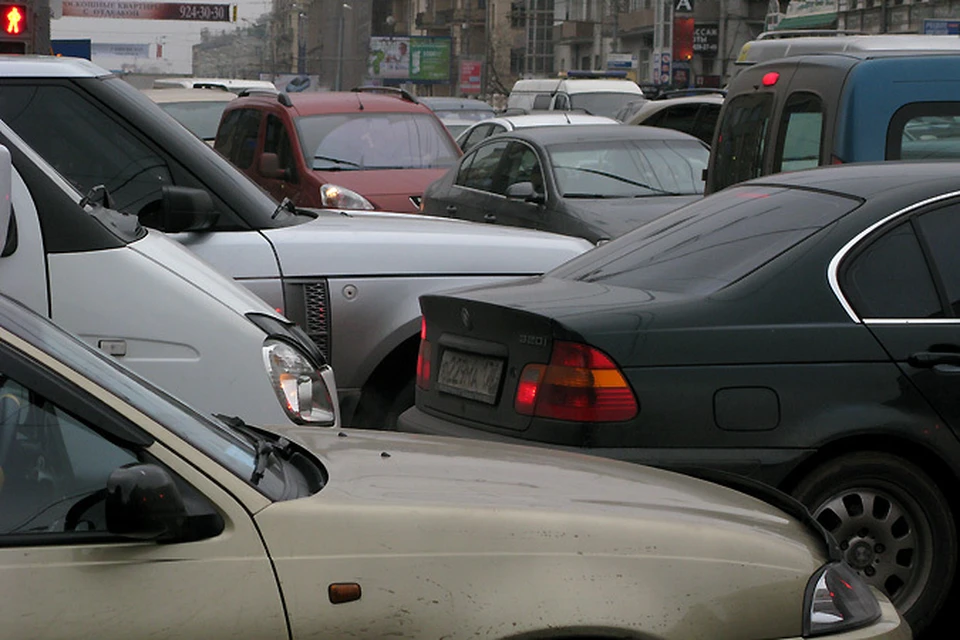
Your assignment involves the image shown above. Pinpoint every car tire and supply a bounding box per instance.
[791,452,956,635]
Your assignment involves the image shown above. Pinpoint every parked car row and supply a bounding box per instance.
[9,29,960,636]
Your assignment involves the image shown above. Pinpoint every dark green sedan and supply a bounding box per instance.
[401,161,960,636]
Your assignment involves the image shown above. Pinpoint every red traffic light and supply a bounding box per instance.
[1,5,26,35]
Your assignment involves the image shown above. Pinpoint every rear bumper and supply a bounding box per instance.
[398,406,817,487]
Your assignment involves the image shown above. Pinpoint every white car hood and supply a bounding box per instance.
[263,210,594,277]
[132,230,287,321]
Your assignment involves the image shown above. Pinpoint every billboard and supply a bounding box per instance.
[924,19,960,35]
[368,36,451,84]
[459,59,481,94]
[61,1,231,21]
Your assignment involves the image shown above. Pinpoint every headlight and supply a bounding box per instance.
[262,339,336,425]
[320,184,375,210]
[803,562,882,637]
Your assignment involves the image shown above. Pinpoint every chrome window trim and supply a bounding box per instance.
[828,189,960,323]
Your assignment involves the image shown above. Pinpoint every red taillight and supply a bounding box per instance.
[761,71,779,87]
[416,317,431,390]
[514,341,637,422]
[830,154,844,165]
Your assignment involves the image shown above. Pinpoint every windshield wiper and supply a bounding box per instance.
[314,155,360,169]
[214,413,291,485]
[555,166,682,196]
[272,197,298,220]
[562,193,622,199]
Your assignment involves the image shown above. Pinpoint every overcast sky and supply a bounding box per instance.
[51,0,274,74]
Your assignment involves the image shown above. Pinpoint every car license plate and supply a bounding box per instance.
[436,350,504,404]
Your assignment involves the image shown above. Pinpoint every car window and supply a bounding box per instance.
[533,94,552,110]
[455,140,509,193]
[554,94,570,110]
[501,142,545,196]
[842,221,943,319]
[655,104,700,135]
[554,186,860,295]
[157,100,230,141]
[569,92,641,119]
[0,375,138,536]
[214,108,262,170]
[712,93,773,191]
[264,114,297,181]
[888,102,960,160]
[775,92,823,173]
[549,139,708,197]
[0,84,175,216]
[916,204,960,316]
[692,104,722,144]
[296,112,459,170]
[460,123,495,153]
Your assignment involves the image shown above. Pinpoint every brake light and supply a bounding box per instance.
[761,71,779,87]
[416,317,431,390]
[514,341,637,422]
[831,154,844,165]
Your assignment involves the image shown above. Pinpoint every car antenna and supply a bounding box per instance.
[355,92,364,111]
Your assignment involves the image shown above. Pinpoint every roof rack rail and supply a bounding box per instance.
[654,88,727,100]
[756,29,865,40]
[237,88,292,106]
[350,86,419,104]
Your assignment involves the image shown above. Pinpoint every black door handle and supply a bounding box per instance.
[909,351,960,368]
[483,213,497,223]
[445,205,458,215]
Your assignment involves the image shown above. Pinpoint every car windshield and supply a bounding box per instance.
[157,101,230,141]
[570,92,643,118]
[296,112,460,170]
[436,109,495,122]
[550,139,708,197]
[553,186,861,295]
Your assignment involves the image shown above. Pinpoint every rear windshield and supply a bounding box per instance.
[296,112,460,170]
[553,185,860,295]
[157,101,230,141]
[570,92,642,119]
[712,93,773,191]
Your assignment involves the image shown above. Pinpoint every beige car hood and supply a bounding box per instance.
[259,427,825,567]
[253,428,829,638]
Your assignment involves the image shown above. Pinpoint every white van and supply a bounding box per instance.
[0,119,337,428]
[152,77,279,94]
[507,75,645,118]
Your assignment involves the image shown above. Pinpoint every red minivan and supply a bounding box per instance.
[214,88,461,213]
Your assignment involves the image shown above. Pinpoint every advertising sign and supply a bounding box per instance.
[607,52,636,70]
[62,1,231,21]
[923,19,960,35]
[459,59,482,94]
[52,39,92,59]
[693,24,719,56]
[369,36,451,84]
[659,51,671,85]
[91,42,149,57]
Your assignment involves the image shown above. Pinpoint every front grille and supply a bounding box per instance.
[303,280,330,362]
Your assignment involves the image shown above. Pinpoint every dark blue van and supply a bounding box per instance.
[706,35,960,193]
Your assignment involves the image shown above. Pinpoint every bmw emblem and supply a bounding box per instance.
[460,307,472,330]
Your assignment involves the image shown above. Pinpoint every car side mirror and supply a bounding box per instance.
[505,181,545,205]
[105,463,188,541]
[156,186,220,233]
[259,152,289,180]
[105,463,224,543]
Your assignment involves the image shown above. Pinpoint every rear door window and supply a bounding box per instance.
[711,93,773,191]
[775,92,824,173]
[655,104,700,136]
[887,102,960,160]
[692,103,722,144]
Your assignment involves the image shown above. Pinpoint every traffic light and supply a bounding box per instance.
[0,4,28,54]
[1,5,26,36]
